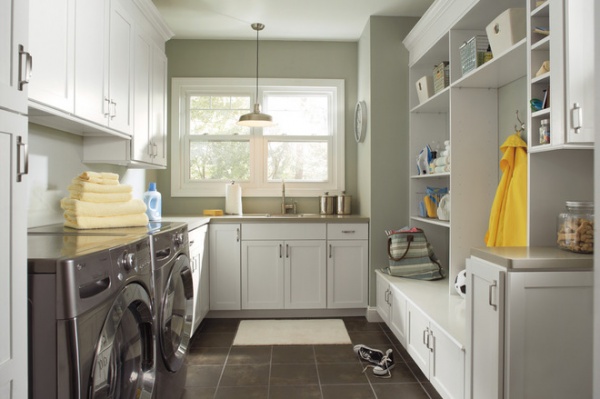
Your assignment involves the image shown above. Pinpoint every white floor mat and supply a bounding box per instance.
[232,319,351,346]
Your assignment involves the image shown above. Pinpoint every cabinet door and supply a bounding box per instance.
[0,0,28,114]
[28,0,74,112]
[209,224,241,310]
[506,271,593,399]
[107,0,133,134]
[0,112,28,399]
[132,31,152,163]
[150,46,167,166]
[465,257,504,399]
[389,286,407,347]
[285,240,326,309]
[189,225,207,333]
[429,323,465,399]
[375,272,391,323]
[327,240,368,308]
[241,240,284,309]
[406,301,432,377]
[564,0,594,143]
[74,0,108,125]
[199,229,210,320]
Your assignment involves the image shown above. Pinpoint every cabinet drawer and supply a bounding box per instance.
[242,223,326,240]
[327,223,368,240]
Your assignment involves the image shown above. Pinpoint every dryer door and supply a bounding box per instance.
[160,253,194,372]
[89,283,156,399]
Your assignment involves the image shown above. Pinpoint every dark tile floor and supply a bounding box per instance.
[181,317,443,399]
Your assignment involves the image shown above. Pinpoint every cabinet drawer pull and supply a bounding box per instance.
[236,227,240,242]
[286,244,289,258]
[329,244,332,258]
[341,230,356,234]
[422,327,429,347]
[279,244,282,258]
[488,281,497,310]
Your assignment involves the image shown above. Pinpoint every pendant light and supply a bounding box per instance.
[237,23,274,127]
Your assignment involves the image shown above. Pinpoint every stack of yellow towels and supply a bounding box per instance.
[60,171,149,229]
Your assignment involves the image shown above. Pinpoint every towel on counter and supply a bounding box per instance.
[64,213,149,229]
[69,180,132,194]
[76,171,120,185]
[61,198,146,217]
[68,191,132,203]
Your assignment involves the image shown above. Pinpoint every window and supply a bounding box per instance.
[171,78,345,197]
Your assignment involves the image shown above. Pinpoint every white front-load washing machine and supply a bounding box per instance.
[149,222,194,399]
[28,233,157,399]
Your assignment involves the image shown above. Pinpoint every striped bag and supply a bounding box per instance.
[382,227,444,280]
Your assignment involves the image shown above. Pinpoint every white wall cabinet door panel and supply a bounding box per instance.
[327,240,368,308]
[285,240,326,309]
[0,112,28,399]
[28,0,74,112]
[133,32,152,163]
[242,241,284,309]
[0,0,29,114]
[107,0,133,135]
[150,46,167,166]
[209,224,241,310]
[564,0,594,143]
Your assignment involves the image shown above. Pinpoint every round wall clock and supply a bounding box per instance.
[354,101,367,143]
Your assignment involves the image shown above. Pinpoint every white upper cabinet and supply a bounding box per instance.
[28,0,74,113]
[0,0,30,114]
[75,0,133,135]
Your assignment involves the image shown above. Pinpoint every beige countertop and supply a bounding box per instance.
[470,246,593,271]
[162,214,369,229]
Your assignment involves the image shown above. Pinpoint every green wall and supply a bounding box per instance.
[159,40,358,215]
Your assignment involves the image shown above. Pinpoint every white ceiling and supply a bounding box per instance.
[151,0,434,41]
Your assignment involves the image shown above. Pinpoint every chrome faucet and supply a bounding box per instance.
[281,180,297,214]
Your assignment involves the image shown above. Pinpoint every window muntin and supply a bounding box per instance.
[171,78,344,197]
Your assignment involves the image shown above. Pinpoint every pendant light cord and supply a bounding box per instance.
[255,26,259,102]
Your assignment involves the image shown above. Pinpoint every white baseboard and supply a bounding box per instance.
[365,306,383,323]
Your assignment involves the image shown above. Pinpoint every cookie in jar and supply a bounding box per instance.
[557,201,594,254]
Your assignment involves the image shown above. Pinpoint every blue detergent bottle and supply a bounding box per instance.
[143,182,162,221]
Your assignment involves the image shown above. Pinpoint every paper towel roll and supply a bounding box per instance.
[225,182,243,215]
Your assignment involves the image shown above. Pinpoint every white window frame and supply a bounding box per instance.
[171,77,345,197]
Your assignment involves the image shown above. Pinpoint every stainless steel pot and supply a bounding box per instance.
[319,193,336,215]
[337,193,352,215]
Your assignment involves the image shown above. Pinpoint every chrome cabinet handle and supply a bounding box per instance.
[429,330,435,352]
[341,230,356,234]
[279,244,282,258]
[110,100,117,119]
[18,45,32,90]
[571,102,582,134]
[329,244,332,258]
[103,98,111,117]
[285,244,289,258]
[17,136,28,182]
[488,281,497,310]
[422,327,429,347]
[236,227,240,242]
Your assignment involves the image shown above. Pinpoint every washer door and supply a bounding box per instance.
[160,254,193,372]
[89,283,155,399]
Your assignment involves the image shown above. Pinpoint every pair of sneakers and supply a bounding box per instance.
[353,344,394,377]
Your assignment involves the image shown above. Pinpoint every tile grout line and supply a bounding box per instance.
[312,345,325,399]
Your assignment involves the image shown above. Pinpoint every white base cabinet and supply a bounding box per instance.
[241,223,327,310]
[466,252,593,399]
[209,224,241,310]
[376,270,465,399]
[407,302,465,399]
[327,223,369,309]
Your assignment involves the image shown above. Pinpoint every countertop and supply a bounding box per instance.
[470,246,593,271]
[164,214,369,226]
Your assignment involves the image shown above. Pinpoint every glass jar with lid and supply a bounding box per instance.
[557,201,594,253]
[539,119,550,144]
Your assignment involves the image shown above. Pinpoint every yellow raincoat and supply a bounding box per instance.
[485,133,528,246]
